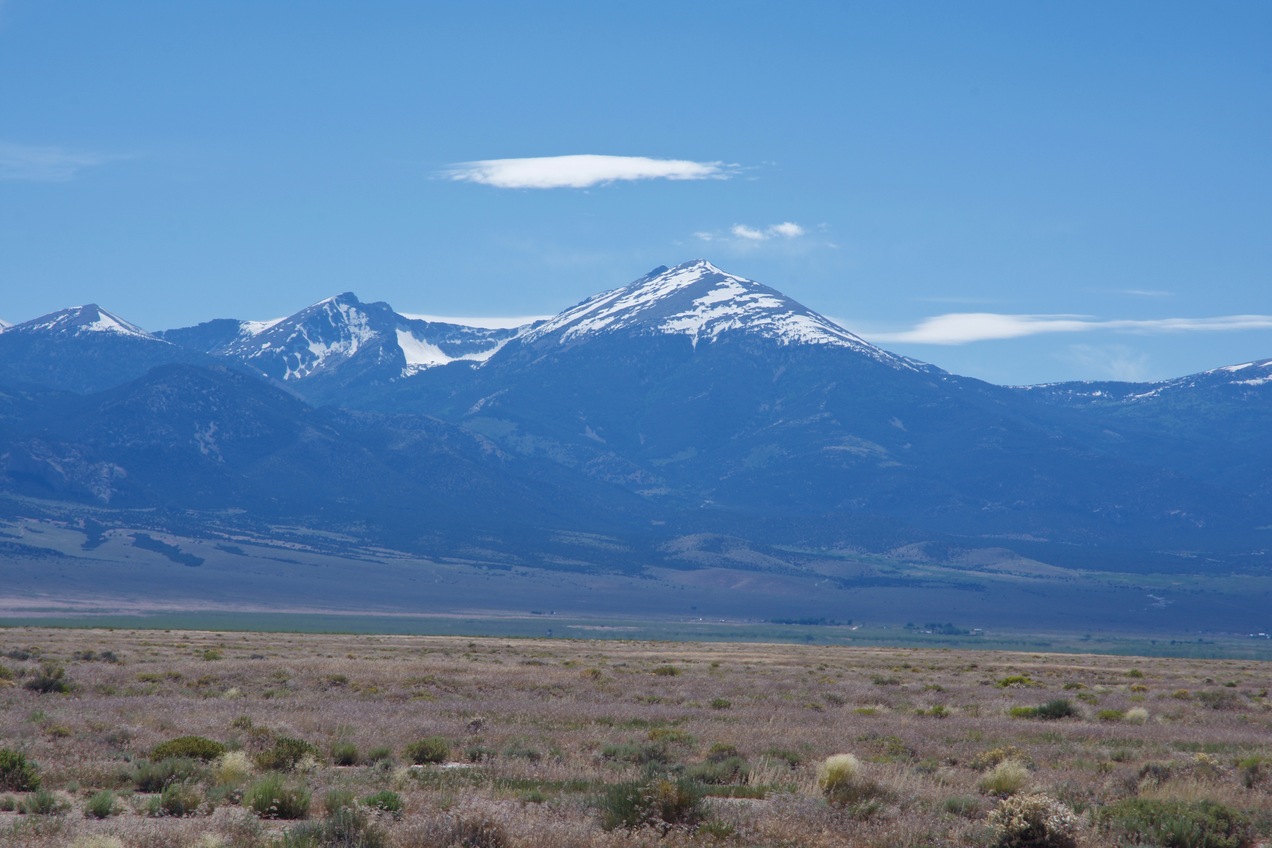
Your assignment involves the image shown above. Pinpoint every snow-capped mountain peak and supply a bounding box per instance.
[10,304,161,342]
[223,292,393,380]
[211,291,522,384]
[523,259,912,366]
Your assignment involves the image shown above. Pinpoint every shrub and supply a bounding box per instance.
[330,741,359,766]
[502,741,541,762]
[1097,709,1125,722]
[465,745,494,763]
[1124,707,1149,724]
[601,740,669,767]
[133,757,203,792]
[24,662,70,694]
[816,753,862,793]
[319,805,389,848]
[413,812,508,848]
[1197,690,1241,710]
[709,697,731,710]
[212,750,255,786]
[997,675,1038,688]
[943,795,986,818]
[971,747,1028,771]
[988,793,1078,848]
[0,794,16,811]
[1096,799,1254,848]
[979,760,1031,796]
[815,753,889,815]
[362,790,404,818]
[152,735,226,762]
[598,776,704,833]
[405,736,450,765]
[323,788,357,815]
[254,736,320,772]
[150,783,201,817]
[22,788,69,815]
[652,665,680,676]
[1011,699,1078,720]
[1238,756,1266,789]
[366,746,394,765]
[0,748,40,791]
[84,790,117,819]
[686,754,749,785]
[1037,699,1078,719]
[244,773,310,820]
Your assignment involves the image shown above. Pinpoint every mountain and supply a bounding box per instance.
[520,260,908,362]
[1018,358,1272,503]
[370,260,1259,557]
[0,261,1269,631]
[0,304,213,394]
[0,361,653,558]
[160,293,525,405]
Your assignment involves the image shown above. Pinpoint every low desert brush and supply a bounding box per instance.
[244,773,311,820]
[979,759,1031,796]
[1096,798,1254,848]
[404,736,450,765]
[0,747,40,791]
[987,793,1078,848]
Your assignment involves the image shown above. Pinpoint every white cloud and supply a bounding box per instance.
[870,313,1272,345]
[0,142,114,181]
[442,154,732,189]
[731,224,766,241]
[769,222,805,238]
[699,221,808,244]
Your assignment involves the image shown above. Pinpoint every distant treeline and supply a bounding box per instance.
[131,533,204,567]
[769,617,851,627]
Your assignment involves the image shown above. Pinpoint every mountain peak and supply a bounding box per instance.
[11,304,159,341]
[522,260,910,366]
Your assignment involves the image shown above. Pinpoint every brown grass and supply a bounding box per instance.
[0,627,1269,847]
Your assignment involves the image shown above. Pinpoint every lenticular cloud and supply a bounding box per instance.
[443,154,731,189]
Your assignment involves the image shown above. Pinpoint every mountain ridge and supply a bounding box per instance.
[1,260,1268,611]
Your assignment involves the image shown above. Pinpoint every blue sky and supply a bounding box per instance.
[1,1,1269,385]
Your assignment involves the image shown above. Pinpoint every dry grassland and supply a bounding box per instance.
[0,627,1269,847]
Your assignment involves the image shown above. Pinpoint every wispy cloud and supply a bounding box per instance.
[696,221,807,243]
[870,313,1272,345]
[442,154,734,189]
[1063,344,1152,382]
[0,142,116,182]
[1116,289,1174,298]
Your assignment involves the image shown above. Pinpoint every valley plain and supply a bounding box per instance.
[1,628,1271,847]
[3,513,1272,656]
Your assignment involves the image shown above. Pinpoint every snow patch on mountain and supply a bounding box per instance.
[397,328,511,375]
[241,318,284,336]
[397,330,450,370]
[1207,359,1272,387]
